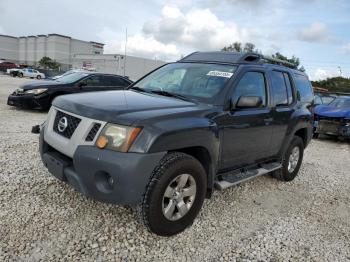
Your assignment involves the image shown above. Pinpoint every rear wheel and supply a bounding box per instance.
[19,72,23,78]
[138,152,207,236]
[273,136,304,181]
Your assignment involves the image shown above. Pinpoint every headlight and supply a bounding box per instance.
[96,123,142,152]
[25,88,47,95]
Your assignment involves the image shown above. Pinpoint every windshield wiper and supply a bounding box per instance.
[150,90,191,101]
[129,86,149,93]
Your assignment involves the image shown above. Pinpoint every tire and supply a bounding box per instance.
[272,136,304,182]
[36,75,41,79]
[138,152,207,236]
[19,73,23,78]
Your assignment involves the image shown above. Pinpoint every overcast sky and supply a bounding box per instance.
[1,0,350,80]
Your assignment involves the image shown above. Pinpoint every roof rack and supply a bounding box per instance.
[260,55,297,69]
[179,51,298,69]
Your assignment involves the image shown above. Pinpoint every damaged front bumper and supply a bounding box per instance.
[315,118,350,137]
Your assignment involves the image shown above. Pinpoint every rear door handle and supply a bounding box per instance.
[264,118,273,123]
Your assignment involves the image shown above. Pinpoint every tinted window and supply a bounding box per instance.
[232,72,266,107]
[294,74,313,103]
[110,77,130,87]
[85,75,102,86]
[283,73,293,104]
[270,71,288,106]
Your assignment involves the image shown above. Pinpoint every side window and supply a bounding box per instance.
[283,72,294,104]
[232,72,266,107]
[270,71,289,106]
[111,77,130,87]
[294,74,314,103]
[85,75,101,86]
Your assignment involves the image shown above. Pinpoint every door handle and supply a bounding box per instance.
[264,118,273,123]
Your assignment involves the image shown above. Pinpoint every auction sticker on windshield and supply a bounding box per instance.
[207,71,233,78]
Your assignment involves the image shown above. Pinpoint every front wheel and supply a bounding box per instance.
[138,152,207,236]
[36,75,41,79]
[272,136,304,181]
[19,73,23,78]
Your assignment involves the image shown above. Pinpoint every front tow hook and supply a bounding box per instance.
[31,125,41,134]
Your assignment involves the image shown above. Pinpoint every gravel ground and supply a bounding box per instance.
[0,76,349,261]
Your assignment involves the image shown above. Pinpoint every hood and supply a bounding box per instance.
[20,80,66,90]
[53,90,211,125]
[315,104,350,118]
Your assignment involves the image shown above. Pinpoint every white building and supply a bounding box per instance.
[72,54,166,81]
[0,34,104,70]
[0,33,166,79]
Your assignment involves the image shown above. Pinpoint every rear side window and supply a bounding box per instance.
[283,73,293,104]
[270,71,294,106]
[111,77,130,87]
[294,74,313,103]
[232,72,266,107]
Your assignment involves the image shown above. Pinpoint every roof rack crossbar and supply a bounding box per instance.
[178,51,298,69]
[261,55,297,69]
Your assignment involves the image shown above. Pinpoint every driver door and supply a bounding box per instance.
[219,70,274,170]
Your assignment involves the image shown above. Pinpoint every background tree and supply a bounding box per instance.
[221,42,304,71]
[222,42,258,53]
[38,56,60,70]
[311,77,350,93]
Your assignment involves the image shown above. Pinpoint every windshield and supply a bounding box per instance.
[134,63,237,102]
[56,72,89,83]
[322,96,336,105]
[329,97,350,108]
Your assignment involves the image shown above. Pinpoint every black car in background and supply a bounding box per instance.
[7,72,133,110]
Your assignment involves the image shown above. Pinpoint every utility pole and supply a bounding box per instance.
[124,27,127,77]
[338,66,342,77]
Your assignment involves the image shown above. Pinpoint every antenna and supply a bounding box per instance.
[123,27,127,76]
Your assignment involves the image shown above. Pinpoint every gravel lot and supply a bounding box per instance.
[0,75,349,261]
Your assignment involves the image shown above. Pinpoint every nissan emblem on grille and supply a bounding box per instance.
[57,117,68,132]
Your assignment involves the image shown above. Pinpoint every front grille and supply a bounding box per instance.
[85,123,101,141]
[53,111,81,139]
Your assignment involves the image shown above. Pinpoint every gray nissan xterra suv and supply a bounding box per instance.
[38,52,313,236]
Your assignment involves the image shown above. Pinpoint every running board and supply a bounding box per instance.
[215,162,282,190]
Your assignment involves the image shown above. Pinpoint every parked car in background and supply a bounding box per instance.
[0,61,19,72]
[36,52,313,236]
[17,68,45,79]
[314,93,336,105]
[7,72,133,110]
[314,96,350,140]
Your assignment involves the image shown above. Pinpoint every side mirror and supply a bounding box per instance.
[234,96,263,109]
